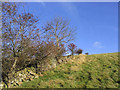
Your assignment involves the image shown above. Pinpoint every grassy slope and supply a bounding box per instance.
[18,53,119,88]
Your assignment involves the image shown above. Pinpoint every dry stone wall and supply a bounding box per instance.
[1,54,86,88]
[2,67,39,88]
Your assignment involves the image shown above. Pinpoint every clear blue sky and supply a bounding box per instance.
[21,2,118,55]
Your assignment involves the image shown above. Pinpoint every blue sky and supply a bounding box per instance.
[21,2,118,55]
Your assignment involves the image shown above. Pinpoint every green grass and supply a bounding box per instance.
[17,53,119,88]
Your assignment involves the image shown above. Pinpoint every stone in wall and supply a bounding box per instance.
[2,67,39,88]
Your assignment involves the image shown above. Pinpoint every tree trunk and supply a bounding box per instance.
[10,57,18,72]
[8,57,18,88]
[71,50,74,55]
[35,62,38,74]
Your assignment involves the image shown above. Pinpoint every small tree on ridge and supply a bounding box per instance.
[68,43,77,55]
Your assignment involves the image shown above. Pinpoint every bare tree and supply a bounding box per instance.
[68,43,77,55]
[2,3,76,88]
[43,17,75,49]
[2,2,42,87]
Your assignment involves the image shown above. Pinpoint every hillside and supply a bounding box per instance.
[17,53,119,88]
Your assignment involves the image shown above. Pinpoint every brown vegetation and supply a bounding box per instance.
[2,2,76,88]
